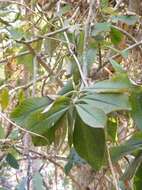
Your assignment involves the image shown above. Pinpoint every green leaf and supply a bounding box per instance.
[17,89,26,104]
[6,153,19,169]
[111,132,142,163]
[0,124,5,139]
[121,49,129,59]
[109,59,124,73]
[130,91,142,130]
[77,31,84,54]
[33,172,45,190]
[86,48,97,73]
[86,48,97,64]
[0,65,5,80]
[75,104,107,128]
[121,152,142,181]
[79,93,131,114]
[16,48,34,72]
[58,80,74,96]
[85,73,132,93]
[91,22,111,36]
[8,27,25,40]
[67,107,75,147]
[102,7,116,15]
[32,114,66,146]
[27,97,70,132]
[112,15,138,25]
[133,162,142,190]
[110,27,124,45]
[0,87,9,110]
[25,97,70,145]
[73,116,106,170]
[11,97,51,126]
[100,0,108,8]
[107,117,117,142]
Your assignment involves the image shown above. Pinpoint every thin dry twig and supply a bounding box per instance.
[0,111,48,142]
[56,0,87,86]
[106,144,119,190]
[16,145,84,190]
[83,0,96,79]
[0,0,36,15]
[16,40,63,87]
[60,19,88,86]
[0,51,29,65]
[97,39,142,73]
[9,75,47,95]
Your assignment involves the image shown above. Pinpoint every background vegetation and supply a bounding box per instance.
[0,0,142,189]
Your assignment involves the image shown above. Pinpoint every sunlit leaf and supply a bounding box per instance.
[109,59,124,73]
[0,124,5,139]
[85,73,132,93]
[107,117,117,142]
[75,103,107,128]
[23,97,70,145]
[91,22,111,36]
[11,97,51,126]
[0,87,9,110]
[79,93,131,114]
[86,48,97,73]
[100,0,108,8]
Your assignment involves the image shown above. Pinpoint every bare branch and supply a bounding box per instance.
[0,111,48,141]
[106,144,119,190]
[16,40,63,87]
[83,0,97,79]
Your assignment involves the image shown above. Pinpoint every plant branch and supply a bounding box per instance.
[0,111,48,141]
[8,75,47,94]
[97,39,142,73]
[60,19,87,86]
[111,25,138,44]
[106,144,119,190]
[0,51,30,65]
[16,145,84,190]
[83,0,96,79]
[16,40,63,87]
